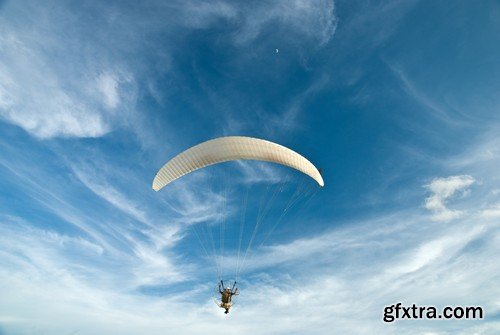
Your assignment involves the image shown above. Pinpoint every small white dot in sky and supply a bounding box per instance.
[275,49,279,53]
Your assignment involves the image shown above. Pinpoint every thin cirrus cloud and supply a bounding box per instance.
[180,0,337,45]
[232,0,337,45]
[96,72,132,110]
[1,160,500,333]
[0,0,336,141]
[0,2,138,140]
[1,176,498,335]
[70,164,152,227]
[0,27,112,139]
[1,1,499,334]
[424,175,476,222]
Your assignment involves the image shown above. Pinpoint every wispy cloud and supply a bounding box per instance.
[480,202,500,219]
[264,74,331,135]
[388,64,458,125]
[233,0,337,46]
[447,129,500,169]
[1,1,499,334]
[0,0,336,144]
[179,0,238,28]
[0,1,146,141]
[234,161,284,184]
[0,27,111,139]
[96,72,130,110]
[424,175,475,222]
[71,164,151,226]
[1,168,499,334]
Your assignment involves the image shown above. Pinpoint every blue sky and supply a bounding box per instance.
[1,0,500,334]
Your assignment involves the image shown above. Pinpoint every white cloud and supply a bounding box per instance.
[480,203,500,219]
[161,176,231,225]
[235,0,337,46]
[447,130,500,171]
[0,0,336,142]
[181,0,238,28]
[264,74,331,135]
[97,72,121,109]
[386,226,484,276]
[0,2,144,140]
[235,160,284,184]
[0,32,111,139]
[131,241,186,286]
[424,175,475,222]
[2,198,499,334]
[71,164,151,226]
[387,64,468,127]
[1,1,500,334]
[178,0,337,46]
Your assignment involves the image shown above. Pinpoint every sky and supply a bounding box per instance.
[0,0,499,334]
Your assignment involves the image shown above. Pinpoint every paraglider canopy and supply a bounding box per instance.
[152,136,324,313]
[152,136,324,191]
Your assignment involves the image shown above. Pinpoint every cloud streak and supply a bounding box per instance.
[233,0,337,46]
[424,175,475,222]
[1,1,500,334]
[0,22,111,139]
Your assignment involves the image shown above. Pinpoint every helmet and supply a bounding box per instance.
[226,287,231,290]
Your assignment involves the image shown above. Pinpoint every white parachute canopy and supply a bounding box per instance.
[152,136,324,191]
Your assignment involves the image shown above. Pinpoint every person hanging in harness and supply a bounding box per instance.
[218,280,239,314]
